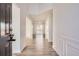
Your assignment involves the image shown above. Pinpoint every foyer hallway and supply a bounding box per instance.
[15,36,58,56]
[12,3,79,56]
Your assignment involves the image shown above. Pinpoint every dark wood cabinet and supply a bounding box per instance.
[0,3,13,56]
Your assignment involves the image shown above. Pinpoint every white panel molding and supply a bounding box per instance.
[54,32,79,56]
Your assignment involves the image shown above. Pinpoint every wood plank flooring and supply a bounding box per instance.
[14,39,58,56]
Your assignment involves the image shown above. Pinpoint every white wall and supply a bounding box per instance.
[12,4,28,53]
[26,16,33,39]
[20,9,27,51]
[53,4,79,56]
[45,13,53,42]
[45,17,49,41]
[12,4,20,53]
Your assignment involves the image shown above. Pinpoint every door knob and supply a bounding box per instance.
[8,39,16,41]
[8,34,16,41]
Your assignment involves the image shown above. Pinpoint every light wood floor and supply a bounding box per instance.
[15,38,58,56]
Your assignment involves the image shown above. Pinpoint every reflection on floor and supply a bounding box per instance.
[15,38,58,56]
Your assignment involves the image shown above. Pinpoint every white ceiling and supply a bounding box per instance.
[16,3,53,22]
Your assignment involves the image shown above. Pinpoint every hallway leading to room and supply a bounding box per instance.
[14,19,57,56]
[12,3,54,56]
